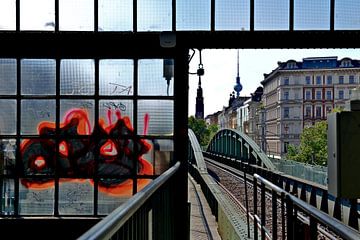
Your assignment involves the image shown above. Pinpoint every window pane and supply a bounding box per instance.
[335,0,360,30]
[0,59,16,95]
[0,100,16,135]
[21,59,56,95]
[19,180,54,215]
[59,179,93,215]
[255,0,289,30]
[21,100,56,135]
[60,59,95,95]
[98,180,131,214]
[138,59,173,96]
[99,100,133,131]
[142,139,173,175]
[60,100,95,135]
[0,0,15,30]
[0,139,16,175]
[0,179,15,215]
[294,0,330,30]
[137,100,173,136]
[215,0,249,30]
[99,60,133,96]
[99,0,132,31]
[20,0,55,31]
[176,0,210,30]
[59,0,94,31]
[138,0,172,31]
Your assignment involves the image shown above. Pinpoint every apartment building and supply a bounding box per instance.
[261,57,360,157]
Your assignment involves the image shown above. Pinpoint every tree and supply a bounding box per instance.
[286,121,328,166]
[188,116,218,147]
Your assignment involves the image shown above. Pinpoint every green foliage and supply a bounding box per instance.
[286,121,328,166]
[188,116,219,147]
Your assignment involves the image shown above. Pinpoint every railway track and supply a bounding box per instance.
[204,157,339,240]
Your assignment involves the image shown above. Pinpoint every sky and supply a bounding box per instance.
[188,48,360,117]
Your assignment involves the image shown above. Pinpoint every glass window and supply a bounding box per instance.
[284,91,289,100]
[99,100,134,129]
[349,75,355,84]
[326,90,332,100]
[339,90,344,99]
[316,90,321,100]
[98,0,132,31]
[284,78,289,85]
[305,76,311,85]
[305,106,311,117]
[21,59,56,95]
[335,0,360,30]
[284,107,289,118]
[59,0,94,31]
[326,106,332,113]
[0,59,17,95]
[316,106,322,117]
[19,182,54,215]
[327,75,332,85]
[294,0,330,30]
[0,0,16,30]
[215,0,249,30]
[176,0,210,30]
[99,60,133,96]
[0,100,16,135]
[338,76,344,84]
[316,76,322,85]
[255,0,289,30]
[305,90,311,100]
[20,0,54,31]
[138,0,172,31]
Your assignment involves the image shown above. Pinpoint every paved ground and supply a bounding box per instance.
[188,175,222,240]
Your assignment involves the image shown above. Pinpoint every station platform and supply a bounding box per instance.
[188,175,222,240]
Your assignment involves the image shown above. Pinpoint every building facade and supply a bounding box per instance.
[261,57,360,157]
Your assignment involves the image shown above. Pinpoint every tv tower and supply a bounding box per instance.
[233,50,243,98]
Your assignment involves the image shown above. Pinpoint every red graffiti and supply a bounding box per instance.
[20,108,153,196]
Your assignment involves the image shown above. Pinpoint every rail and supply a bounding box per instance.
[79,161,181,240]
[253,173,360,240]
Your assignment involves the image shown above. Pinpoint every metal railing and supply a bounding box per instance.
[253,173,360,240]
[79,161,181,240]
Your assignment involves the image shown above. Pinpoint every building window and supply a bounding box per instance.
[316,76,322,85]
[326,90,332,100]
[305,90,311,100]
[305,76,311,85]
[316,90,321,100]
[284,142,289,153]
[327,75,332,85]
[284,78,289,85]
[349,75,355,84]
[326,106,332,113]
[339,76,344,84]
[305,106,311,117]
[316,106,322,117]
[339,90,344,99]
[284,91,289,100]
[284,107,289,118]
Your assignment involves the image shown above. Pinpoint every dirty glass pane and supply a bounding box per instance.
[60,59,95,95]
[176,0,210,30]
[138,59,174,96]
[99,0,132,31]
[0,139,16,175]
[19,180,54,215]
[21,100,56,135]
[97,179,132,215]
[294,0,330,30]
[137,100,173,136]
[215,0,250,30]
[21,59,56,95]
[0,100,16,135]
[142,139,173,175]
[0,0,15,30]
[255,0,289,30]
[335,0,360,30]
[60,100,95,135]
[99,60,133,96]
[58,179,93,215]
[0,59,16,95]
[138,0,172,31]
[99,100,133,128]
[59,0,94,31]
[20,0,55,31]
[0,178,15,215]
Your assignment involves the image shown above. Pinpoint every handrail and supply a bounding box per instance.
[78,161,181,240]
[254,174,360,240]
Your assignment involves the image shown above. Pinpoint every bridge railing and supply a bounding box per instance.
[253,173,360,240]
[78,162,181,240]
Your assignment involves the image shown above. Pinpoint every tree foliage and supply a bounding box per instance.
[188,116,219,147]
[286,121,327,166]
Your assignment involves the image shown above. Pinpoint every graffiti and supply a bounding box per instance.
[108,83,132,95]
[20,108,153,196]
[102,102,126,111]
